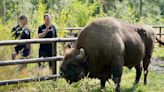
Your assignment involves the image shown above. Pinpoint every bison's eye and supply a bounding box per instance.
[60,68,65,73]
[68,63,78,69]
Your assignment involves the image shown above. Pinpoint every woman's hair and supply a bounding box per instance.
[19,15,27,20]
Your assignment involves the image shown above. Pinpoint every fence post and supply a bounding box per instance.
[159,27,162,47]
[68,29,73,36]
[52,42,57,75]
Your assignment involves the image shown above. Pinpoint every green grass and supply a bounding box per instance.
[153,44,164,59]
[0,68,164,92]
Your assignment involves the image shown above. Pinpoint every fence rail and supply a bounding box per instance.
[0,38,77,46]
[65,26,164,39]
[0,56,63,66]
[0,74,60,86]
[152,25,164,28]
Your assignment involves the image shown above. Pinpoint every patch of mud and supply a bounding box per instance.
[149,58,164,73]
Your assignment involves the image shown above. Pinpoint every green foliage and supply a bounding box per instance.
[107,1,137,23]
[32,0,46,27]
[104,0,161,24]
[62,0,98,27]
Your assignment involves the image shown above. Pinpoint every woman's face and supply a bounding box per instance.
[20,18,27,26]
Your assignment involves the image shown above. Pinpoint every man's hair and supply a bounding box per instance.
[19,15,27,20]
[44,13,51,19]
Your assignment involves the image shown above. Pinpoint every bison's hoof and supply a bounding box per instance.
[100,86,105,89]
[134,81,139,85]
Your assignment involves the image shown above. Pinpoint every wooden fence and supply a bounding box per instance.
[65,26,164,45]
[0,38,77,86]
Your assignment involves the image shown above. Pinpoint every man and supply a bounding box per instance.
[12,15,31,60]
[38,13,57,71]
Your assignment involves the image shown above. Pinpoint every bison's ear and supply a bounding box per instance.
[76,48,85,59]
[64,43,73,55]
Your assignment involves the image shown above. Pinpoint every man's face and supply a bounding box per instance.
[44,15,51,24]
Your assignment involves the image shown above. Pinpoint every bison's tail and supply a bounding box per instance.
[156,37,164,45]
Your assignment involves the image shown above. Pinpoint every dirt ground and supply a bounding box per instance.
[149,58,164,73]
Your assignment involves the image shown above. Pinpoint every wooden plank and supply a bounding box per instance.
[0,56,63,66]
[0,74,60,86]
[152,26,164,28]
[0,38,77,46]
[65,27,82,31]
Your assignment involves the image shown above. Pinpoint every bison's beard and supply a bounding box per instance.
[60,68,85,84]
[60,55,89,83]
[67,71,85,84]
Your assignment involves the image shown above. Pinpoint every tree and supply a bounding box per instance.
[0,0,4,17]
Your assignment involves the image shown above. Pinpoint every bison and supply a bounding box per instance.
[60,17,156,92]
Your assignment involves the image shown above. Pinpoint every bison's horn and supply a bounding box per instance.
[77,48,85,59]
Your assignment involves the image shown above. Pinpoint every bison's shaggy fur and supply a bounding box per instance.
[60,17,155,92]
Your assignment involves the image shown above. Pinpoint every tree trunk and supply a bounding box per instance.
[0,0,4,17]
[139,0,142,21]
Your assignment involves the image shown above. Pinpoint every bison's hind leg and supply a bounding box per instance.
[143,55,151,85]
[134,63,142,84]
[111,59,123,92]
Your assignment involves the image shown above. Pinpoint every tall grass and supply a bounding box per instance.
[0,67,164,92]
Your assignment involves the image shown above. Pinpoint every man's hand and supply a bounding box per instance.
[38,25,51,38]
[45,25,51,33]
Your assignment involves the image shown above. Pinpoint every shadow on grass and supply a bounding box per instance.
[156,57,164,60]
[86,84,138,92]
[122,84,139,92]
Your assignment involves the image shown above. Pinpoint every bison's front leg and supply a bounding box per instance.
[100,79,106,89]
[100,69,112,89]
[112,59,123,92]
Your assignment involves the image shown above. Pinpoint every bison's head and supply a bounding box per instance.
[60,48,88,83]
